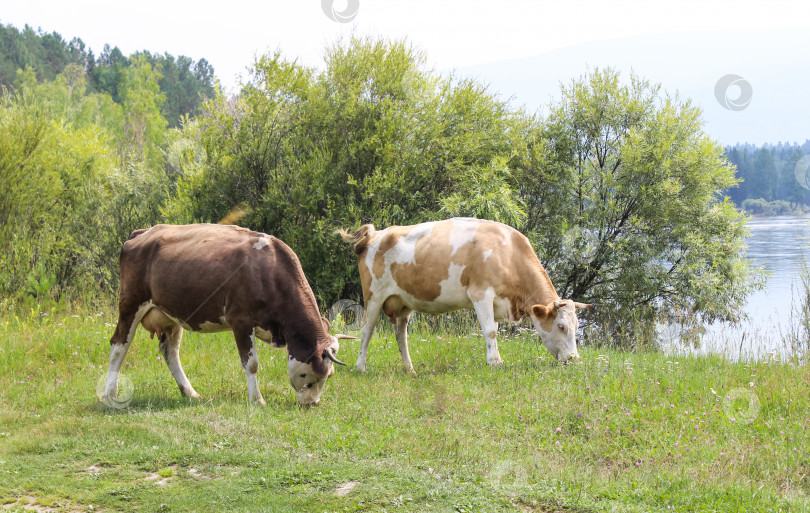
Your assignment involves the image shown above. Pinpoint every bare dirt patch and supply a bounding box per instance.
[1,496,87,513]
[334,481,360,496]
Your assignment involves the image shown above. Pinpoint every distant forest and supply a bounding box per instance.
[724,141,810,213]
[0,22,217,126]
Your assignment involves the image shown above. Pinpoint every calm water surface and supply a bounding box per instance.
[661,215,810,359]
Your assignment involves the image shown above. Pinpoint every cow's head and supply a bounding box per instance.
[530,300,592,362]
[287,334,353,405]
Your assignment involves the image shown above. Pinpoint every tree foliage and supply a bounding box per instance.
[517,69,758,340]
[0,60,169,302]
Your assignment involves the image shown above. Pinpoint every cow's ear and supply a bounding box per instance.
[532,304,551,319]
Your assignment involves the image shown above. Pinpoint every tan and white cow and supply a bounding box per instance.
[339,218,591,371]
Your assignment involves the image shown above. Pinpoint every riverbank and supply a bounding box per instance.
[1,311,807,512]
[740,198,810,216]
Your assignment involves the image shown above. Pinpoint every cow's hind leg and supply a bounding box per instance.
[158,326,201,399]
[395,309,415,373]
[232,326,266,406]
[470,290,503,366]
[355,298,384,372]
[103,302,150,403]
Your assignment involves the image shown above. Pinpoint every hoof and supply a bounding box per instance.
[180,386,202,400]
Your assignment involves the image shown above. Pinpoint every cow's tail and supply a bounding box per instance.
[336,224,375,255]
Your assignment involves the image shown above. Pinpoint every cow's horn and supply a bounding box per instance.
[573,302,594,309]
[324,349,347,366]
[334,334,358,340]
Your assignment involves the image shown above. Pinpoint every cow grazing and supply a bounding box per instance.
[103,223,353,406]
[339,218,592,371]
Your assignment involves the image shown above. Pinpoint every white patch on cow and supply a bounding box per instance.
[449,220,476,256]
[103,342,131,400]
[498,225,512,245]
[470,287,503,365]
[389,222,437,266]
[198,320,231,333]
[288,356,329,405]
[434,262,469,307]
[482,249,493,262]
[253,236,271,250]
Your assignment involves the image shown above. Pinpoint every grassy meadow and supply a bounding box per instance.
[0,307,808,512]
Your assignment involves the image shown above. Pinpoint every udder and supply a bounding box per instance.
[140,308,176,339]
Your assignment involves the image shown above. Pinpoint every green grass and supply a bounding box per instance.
[0,308,808,512]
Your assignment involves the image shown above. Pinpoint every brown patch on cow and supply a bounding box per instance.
[358,257,373,302]
[532,303,558,332]
[453,221,559,319]
[372,227,411,279]
[390,222,455,301]
[248,356,259,374]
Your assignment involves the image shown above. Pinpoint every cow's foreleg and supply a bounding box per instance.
[395,310,415,373]
[355,299,384,372]
[233,327,266,406]
[471,291,503,366]
[158,327,201,400]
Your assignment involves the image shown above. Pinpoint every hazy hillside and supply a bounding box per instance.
[457,28,810,146]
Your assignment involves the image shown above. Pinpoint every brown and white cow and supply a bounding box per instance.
[339,218,591,371]
[103,223,352,406]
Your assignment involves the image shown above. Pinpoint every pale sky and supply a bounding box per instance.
[2,0,809,143]
[2,0,805,93]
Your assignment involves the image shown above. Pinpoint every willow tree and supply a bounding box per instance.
[518,69,760,343]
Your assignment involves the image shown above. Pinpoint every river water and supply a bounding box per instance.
[660,215,810,359]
